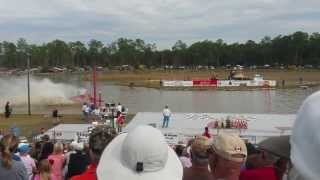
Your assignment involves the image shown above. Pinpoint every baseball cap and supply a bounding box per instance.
[258,135,290,159]
[191,136,210,158]
[97,125,183,180]
[211,133,247,162]
[290,91,320,179]
[18,144,30,154]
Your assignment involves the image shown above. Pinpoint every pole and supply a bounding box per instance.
[93,65,97,107]
[98,91,102,107]
[27,55,31,115]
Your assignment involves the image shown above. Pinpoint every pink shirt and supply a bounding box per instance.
[19,155,36,180]
[48,154,65,180]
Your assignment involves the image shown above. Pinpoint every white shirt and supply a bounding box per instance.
[163,108,171,117]
[82,105,87,111]
[85,106,90,113]
[117,105,122,112]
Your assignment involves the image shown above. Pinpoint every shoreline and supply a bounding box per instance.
[82,69,320,91]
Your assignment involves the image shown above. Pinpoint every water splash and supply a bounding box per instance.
[0,76,81,107]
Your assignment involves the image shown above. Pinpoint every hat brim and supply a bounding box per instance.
[258,135,290,159]
[97,133,183,180]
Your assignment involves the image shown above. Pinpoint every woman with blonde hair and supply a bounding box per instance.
[33,159,56,180]
[48,143,65,180]
[0,134,28,180]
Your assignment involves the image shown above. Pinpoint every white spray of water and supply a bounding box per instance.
[0,76,81,107]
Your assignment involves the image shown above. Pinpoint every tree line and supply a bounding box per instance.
[0,31,320,69]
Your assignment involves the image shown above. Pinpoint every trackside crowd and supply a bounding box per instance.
[1,91,320,180]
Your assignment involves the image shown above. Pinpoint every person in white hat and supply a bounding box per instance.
[208,133,247,180]
[289,91,320,180]
[97,125,183,180]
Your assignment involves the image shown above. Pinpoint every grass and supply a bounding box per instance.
[0,113,136,139]
[0,114,85,139]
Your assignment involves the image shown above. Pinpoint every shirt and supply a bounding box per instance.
[117,105,122,112]
[0,158,28,180]
[19,155,36,180]
[71,163,97,180]
[163,108,171,117]
[239,167,277,180]
[48,154,65,180]
[182,166,212,180]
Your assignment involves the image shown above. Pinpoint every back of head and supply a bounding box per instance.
[191,136,210,166]
[53,142,63,155]
[0,134,19,169]
[290,91,320,179]
[211,133,247,163]
[175,145,184,157]
[39,159,51,180]
[89,127,116,163]
[209,134,247,179]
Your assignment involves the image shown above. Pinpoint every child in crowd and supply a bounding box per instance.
[34,159,57,180]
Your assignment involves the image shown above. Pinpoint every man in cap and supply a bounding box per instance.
[183,136,212,180]
[208,133,247,180]
[97,125,183,180]
[240,136,290,180]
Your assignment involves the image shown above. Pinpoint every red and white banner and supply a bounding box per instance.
[162,80,276,87]
[193,80,217,87]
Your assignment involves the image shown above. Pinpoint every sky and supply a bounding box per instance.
[0,0,320,49]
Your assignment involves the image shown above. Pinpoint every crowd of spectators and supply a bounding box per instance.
[2,90,320,180]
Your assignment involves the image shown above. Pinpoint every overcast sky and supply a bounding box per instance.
[0,0,319,49]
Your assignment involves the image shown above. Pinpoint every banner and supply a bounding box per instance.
[193,80,217,87]
[162,81,193,87]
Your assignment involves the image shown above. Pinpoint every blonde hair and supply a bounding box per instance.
[38,159,51,180]
[53,142,63,155]
[0,135,19,169]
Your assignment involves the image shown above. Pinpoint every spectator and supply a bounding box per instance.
[183,136,212,180]
[162,105,171,128]
[96,125,183,180]
[289,91,320,179]
[116,103,122,115]
[63,142,76,179]
[257,135,290,180]
[67,142,90,179]
[5,101,12,118]
[116,113,125,132]
[175,145,192,168]
[48,143,65,180]
[71,127,116,180]
[18,144,36,180]
[240,150,278,180]
[33,159,55,180]
[52,109,60,124]
[208,133,247,180]
[38,135,54,161]
[202,127,211,139]
[0,134,28,180]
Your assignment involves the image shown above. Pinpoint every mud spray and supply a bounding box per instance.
[0,76,81,108]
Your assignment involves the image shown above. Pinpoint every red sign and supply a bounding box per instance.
[193,80,217,87]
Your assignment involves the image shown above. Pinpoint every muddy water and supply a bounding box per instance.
[5,74,319,114]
